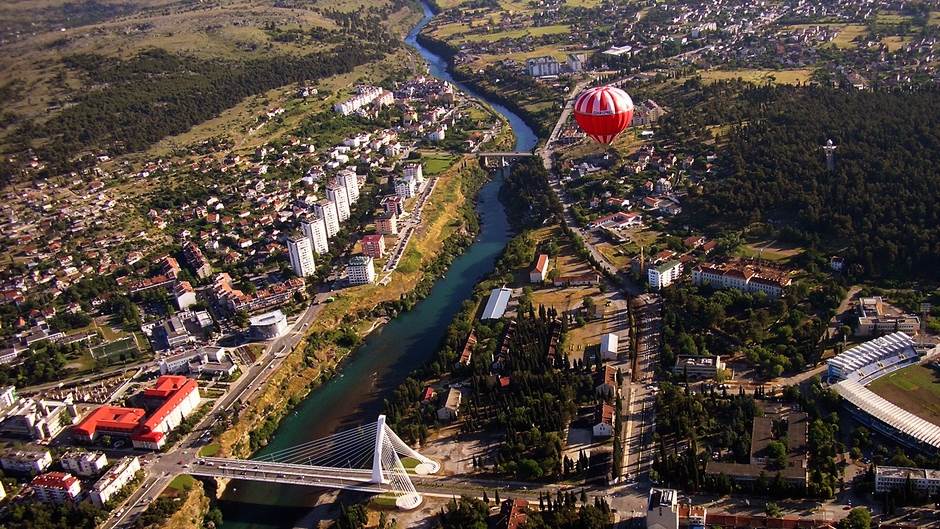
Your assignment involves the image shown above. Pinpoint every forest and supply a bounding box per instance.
[684,85,940,279]
[17,44,387,172]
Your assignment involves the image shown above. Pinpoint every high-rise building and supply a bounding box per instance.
[301,215,330,255]
[375,212,399,235]
[347,256,376,285]
[395,177,417,199]
[314,200,340,237]
[287,235,316,278]
[326,183,351,222]
[337,169,360,204]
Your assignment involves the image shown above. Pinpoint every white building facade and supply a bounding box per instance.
[347,256,376,285]
[326,183,351,222]
[301,215,330,255]
[287,234,316,278]
[314,200,340,238]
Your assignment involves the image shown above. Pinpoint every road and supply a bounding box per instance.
[102,302,324,529]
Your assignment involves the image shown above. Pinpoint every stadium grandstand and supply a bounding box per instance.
[827,332,940,452]
[826,332,919,384]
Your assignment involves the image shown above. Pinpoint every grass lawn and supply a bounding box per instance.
[401,457,420,471]
[869,364,940,425]
[168,474,196,493]
[198,443,221,457]
[420,151,458,176]
[929,11,940,25]
[698,69,813,85]
[596,242,632,269]
[454,24,570,44]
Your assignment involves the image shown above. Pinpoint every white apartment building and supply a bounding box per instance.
[0,386,17,408]
[326,183,351,222]
[287,234,316,278]
[337,169,360,204]
[395,177,417,199]
[692,263,791,297]
[875,466,940,495]
[301,215,330,255]
[648,260,682,290]
[89,456,141,507]
[347,256,376,285]
[673,355,726,379]
[526,56,562,77]
[314,200,340,238]
[60,450,108,477]
[1,449,52,474]
[31,472,81,504]
[403,163,423,186]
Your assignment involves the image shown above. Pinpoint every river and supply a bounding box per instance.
[217,3,536,527]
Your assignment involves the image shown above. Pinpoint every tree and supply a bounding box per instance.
[766,441,788,470]
[765,502,783,518]
[838,508,871,529]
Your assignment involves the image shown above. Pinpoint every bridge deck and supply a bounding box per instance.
[188,457,386,492]
[475,151,535,157]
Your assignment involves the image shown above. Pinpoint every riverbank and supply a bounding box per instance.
[414,32,553,140]
[217,156,488,459]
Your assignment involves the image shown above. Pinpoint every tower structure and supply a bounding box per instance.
[822,139,837,171]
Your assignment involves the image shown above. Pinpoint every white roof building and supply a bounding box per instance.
[481,287,513,320]
[832,379,940,450]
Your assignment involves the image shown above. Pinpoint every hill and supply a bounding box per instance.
[687,85,940,279]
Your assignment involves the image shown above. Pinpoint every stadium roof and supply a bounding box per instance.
[826,332,914,378]
[832,379,940,450]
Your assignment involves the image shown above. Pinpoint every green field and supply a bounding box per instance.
[869,364,940,425]
[90,337,139,360]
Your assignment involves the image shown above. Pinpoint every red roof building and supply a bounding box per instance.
[31,472,81,503]
[72,376,200,450]
[361,234,385,259]
[499,499,528,529]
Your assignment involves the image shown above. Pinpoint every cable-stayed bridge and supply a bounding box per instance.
[188,416,440,509]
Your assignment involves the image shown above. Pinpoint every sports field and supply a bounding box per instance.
[869,364,940,425]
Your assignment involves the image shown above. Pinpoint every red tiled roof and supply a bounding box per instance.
[140,376,198,433]
[31,472,78,490]
[533,254,548,274]
[73,406,147,437]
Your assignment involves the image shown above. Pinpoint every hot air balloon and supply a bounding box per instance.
[573,85,634,144]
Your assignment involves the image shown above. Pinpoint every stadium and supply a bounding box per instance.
[828,332,940,452]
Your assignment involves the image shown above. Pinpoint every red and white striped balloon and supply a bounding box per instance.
[573,86,635,144]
